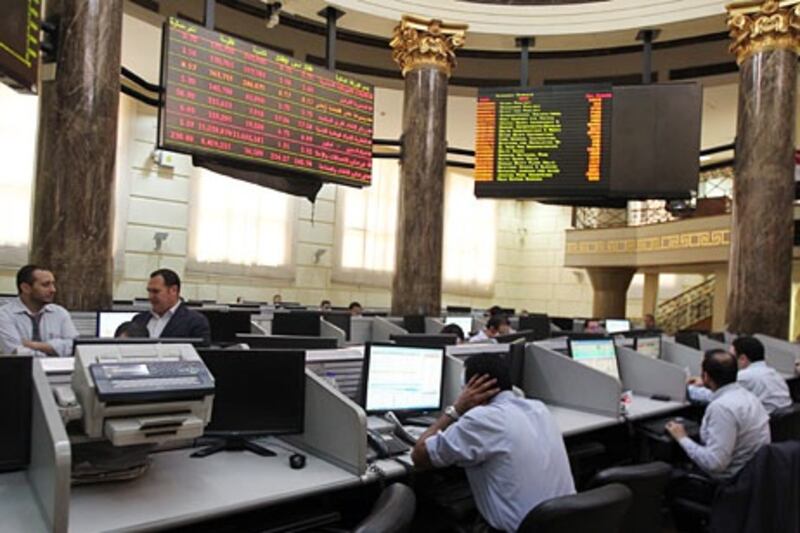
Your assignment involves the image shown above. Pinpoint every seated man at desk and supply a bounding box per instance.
[667,350,770,481]
[0,264,78,356]
[411,354,575,532]
[687,337,791,415]
[468,316,510,344]
[131,269,210,344]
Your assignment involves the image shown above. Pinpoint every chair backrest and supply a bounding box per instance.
[769,403,800,442]
[589,461,673,533]
[518,483,632,533]
[353,483,416,533]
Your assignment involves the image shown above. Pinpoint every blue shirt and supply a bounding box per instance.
[0,297,78,357]
[425,391,575,531]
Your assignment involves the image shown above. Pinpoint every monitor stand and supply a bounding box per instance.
[190,436,277,458]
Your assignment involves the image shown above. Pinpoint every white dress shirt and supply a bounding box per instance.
[468,329,497,344]
[147,301,182,338]
[687,361,792,415]
[0,297,79,357]
[679,382,771,480]
[426,391,576,531]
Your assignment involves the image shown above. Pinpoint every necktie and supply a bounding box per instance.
[28,313,42,342]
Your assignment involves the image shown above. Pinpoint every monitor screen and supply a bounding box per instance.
[323,312,351,340]
[605,319,631,334]
[635,336,661,359]
[199,349,305,435]
[362,344,445,414]
[518,314,550,340]
[96,311,139,338]
[569,338,620,380]
[390,334,458,348]
[403,315,426,334]
[0,356,32,472]
[197,310,254,342]
[272,311,321,337]
[444,316,473,335]
[158,17,373,188]
[236,333,337,350]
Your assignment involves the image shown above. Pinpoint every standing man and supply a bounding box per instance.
[132,269,210,344]
[412,354,575,532]
[0,265,78,356]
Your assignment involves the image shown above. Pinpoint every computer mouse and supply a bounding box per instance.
[289,453,306,470]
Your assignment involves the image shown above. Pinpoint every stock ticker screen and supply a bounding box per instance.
[158,17,374,187]
[474,85,613,197]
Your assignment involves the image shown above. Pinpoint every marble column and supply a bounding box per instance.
[712,265,729,332]
[642,272,659,317]
[30,0,123,310]
[725,1,800,337]
[587,268,635,319]
[389,17,467,315]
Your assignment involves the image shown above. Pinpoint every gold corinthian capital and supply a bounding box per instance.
[390,15,468,77]
[727,0,800,64]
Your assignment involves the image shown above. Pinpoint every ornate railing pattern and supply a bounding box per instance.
[655,277,715,334]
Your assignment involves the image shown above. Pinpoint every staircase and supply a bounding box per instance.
[655,277,715,334]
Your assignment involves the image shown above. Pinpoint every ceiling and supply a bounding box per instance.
[278,0,729,51]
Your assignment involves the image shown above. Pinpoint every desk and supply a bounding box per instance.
[624,394,687,421]
[69,438,360,533]
[0,472,49,533]
[546,405,620,437]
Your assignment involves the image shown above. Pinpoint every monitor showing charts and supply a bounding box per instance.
[635,336,661,359]
[604,319,631,334]
[362,343,445,414]
[444,316,473,335]
[568,338,620,380]
[96,311,139,338]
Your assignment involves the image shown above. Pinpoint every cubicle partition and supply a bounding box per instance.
[425,317,445,334]
[523,344,621,418]
[349,317,373,345]
[320,319,346,348]
[661,340,703,377]
[699,335,728,353]
[371,317,407,342]
[285,370,368,476]
[616,346,687,402]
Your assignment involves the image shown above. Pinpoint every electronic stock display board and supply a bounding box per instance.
[159,17,374,187]
[0,0,41,93]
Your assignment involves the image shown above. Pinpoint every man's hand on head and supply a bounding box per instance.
[454,374,500,416]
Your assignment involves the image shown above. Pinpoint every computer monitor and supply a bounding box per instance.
[518,314,551,340]
[390,334,458,348]
[446,305,471,314]
[604,319,631,334]
[195,349,305,457]
[323,312,352,341]
[550,317,574,331]
[635,336,661,359]
[197,309,255,342]
[0,357,32,473]
[403,315,426,334]
[96,311,139,337]
[236,334,337,350]
[675,331,702,350]
[271,311,321,337]
[444,316,473,335]
[568,338,620,380]
[361,343,446,415]
[495,330,539,344]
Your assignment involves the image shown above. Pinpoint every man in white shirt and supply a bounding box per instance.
[412,354,575,532]
[469,316,511,344]
[0,265,78,357]
[687,337,792,415]
[668,349,770,481]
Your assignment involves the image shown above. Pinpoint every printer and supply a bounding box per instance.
[72,343,214,447]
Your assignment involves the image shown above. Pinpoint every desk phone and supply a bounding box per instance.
[90,361,214,403]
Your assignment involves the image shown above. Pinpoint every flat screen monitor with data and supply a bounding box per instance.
[96,311,139,338]
[362,343,445,415]
[569,338,620,380]
[444,316,473,335]
[635,336,661,359]
[605,319,631,334]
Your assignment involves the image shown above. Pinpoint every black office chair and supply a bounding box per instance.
[517,483,632,533]
[588,461,673,533]
[769,403,800,442]
[351,483,416,533]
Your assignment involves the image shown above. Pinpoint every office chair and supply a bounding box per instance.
[517,483,632,533]
[351,483,416,533]
[588,461,673,533]
[769,403,800,442]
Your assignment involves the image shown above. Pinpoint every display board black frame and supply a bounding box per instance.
[0,0,41,93]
